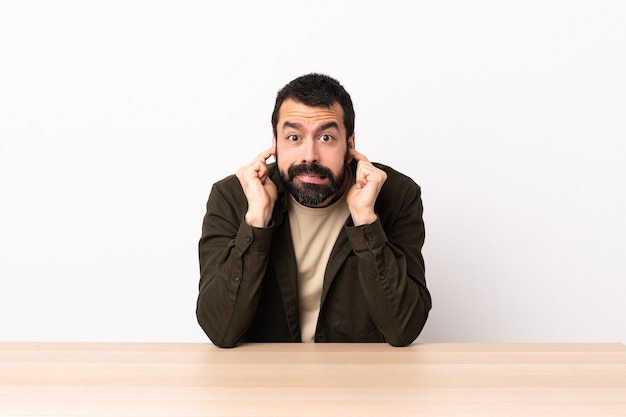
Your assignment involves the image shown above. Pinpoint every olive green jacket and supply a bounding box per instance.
[196,160,431,347]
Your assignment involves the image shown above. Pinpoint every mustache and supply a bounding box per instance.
[287,163,334,180]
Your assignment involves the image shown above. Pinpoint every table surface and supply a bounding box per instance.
[1,342,625,417]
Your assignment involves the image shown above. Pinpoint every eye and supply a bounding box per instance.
[319,134,333,143]
[287,134,299,142]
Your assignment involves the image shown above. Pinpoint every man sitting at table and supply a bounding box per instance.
[196,73,431,348]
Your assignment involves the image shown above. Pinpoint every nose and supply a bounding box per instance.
[300,138,319,164]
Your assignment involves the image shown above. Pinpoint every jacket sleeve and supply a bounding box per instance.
[345,169,431,346]
[196,177,273,348]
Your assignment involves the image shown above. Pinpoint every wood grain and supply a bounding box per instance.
[1,342,625,416]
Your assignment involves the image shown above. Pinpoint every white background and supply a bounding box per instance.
[1,1,624,343]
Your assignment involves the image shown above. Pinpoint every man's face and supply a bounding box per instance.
[274,98,354,207]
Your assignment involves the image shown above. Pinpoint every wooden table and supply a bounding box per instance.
[1,342,625,416]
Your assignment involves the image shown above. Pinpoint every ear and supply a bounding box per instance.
[347,133,356,162]
[272,135,277,155]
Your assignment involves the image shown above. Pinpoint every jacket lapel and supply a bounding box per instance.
[269,177,301,342]
[320,227,352,305]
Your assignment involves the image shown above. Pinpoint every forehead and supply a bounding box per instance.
[277,99,345,130]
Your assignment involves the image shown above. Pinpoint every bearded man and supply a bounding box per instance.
[196,73,431,347]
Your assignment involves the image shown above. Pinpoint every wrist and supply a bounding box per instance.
[245,208,272,228]
[351,212,377,226]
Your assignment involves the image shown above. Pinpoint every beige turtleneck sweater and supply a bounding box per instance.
[288,193,350,342]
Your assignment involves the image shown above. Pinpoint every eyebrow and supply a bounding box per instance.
[282,121,340,131]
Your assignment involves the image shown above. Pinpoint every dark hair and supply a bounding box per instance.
[271,73,355,141]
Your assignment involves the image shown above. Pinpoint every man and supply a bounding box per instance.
[196,73,431,347]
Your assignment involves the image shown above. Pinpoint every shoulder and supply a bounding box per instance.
[373,162,422,197]
[208,173,245,206]
[370,162,424,223]
[212,173,241,191]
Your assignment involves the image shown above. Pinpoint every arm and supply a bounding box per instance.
[196,149,278,348]
[346,152,431,346]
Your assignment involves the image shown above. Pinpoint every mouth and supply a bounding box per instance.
[288,163,334,186]
[296,173,328,185]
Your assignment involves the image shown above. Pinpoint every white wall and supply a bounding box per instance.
[1,1,624,343]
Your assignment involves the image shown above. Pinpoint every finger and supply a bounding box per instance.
[254,147,276,183]
[257,147,275,162]
[351,149,370,163]
[354,164,369,189]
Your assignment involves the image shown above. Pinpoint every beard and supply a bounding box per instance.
[278,153,349,207]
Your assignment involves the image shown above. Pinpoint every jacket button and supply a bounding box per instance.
[234,275,241,282]
[245,236,252,243]
[365,233,373,241]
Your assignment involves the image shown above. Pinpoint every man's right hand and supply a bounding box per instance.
[235,147,278,227]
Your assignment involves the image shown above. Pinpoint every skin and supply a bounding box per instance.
[236,98,387,228]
